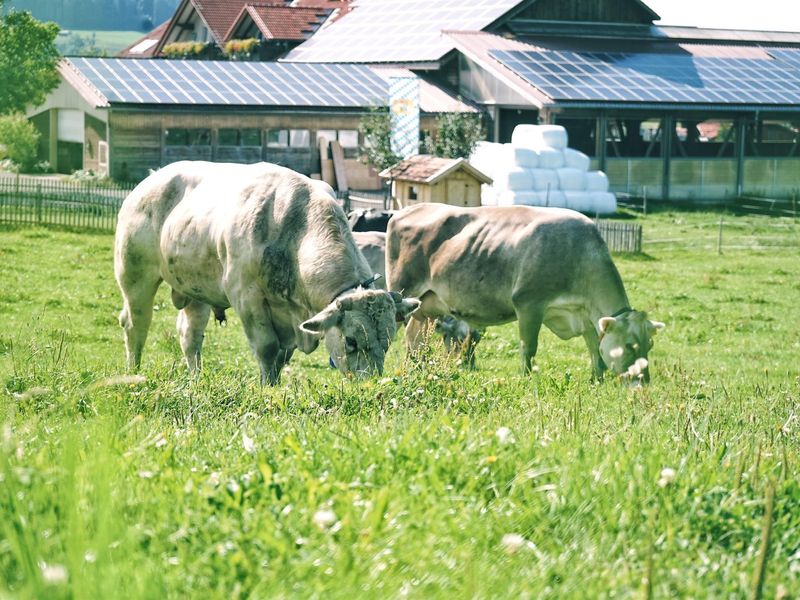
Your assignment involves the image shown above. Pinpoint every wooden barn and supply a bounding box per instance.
[380,155,491,208]
[284,0,800,203]
[26,58,476,184]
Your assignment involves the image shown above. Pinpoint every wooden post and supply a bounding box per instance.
[643,185,647,217]
[717,214,724,255]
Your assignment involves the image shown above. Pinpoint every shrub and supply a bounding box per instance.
[0,114,40,171]
[423,111,485,159]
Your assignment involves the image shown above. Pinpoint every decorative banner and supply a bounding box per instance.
[389,76,420,159]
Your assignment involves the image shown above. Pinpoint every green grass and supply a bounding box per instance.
[56,30,143,55]
[1,212,799,598]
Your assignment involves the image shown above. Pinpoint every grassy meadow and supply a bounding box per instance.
[0,211,798,598]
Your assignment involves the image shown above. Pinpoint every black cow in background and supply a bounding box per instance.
[347,208,395,233]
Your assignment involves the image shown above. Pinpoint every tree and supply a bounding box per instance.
[0,113,40,170]
[424,111,485,159]
[358,107,402,173]
[0,1,60,115]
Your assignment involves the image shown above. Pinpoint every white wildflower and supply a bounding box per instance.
[658,467,676,487]
[495,427,515,445]
[39,562,68,584]
[242,430,256,454]
[500,533,527,555]
[312,508,337,531]
[137,470,155,479]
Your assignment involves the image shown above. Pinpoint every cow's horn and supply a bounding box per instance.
[389,291,403,304]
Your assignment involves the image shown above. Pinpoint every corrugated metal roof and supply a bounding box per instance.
[283,0,522,64]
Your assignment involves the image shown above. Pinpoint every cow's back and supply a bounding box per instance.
[387,203,620,326]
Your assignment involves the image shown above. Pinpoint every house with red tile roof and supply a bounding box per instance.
[120,0,351,59]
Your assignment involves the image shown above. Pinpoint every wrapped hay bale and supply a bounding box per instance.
[536,147,565,169]
[590,191,618,214]
[585,171,610,192]
[494,167,533,191]
[564,191,593,213]
[512,124,568,150]
[539,190,567,208]
[562,148,591,171]
[510,191,541,207]
[529,168,560,192]
[557,168,587,191]
[512,147,539,168]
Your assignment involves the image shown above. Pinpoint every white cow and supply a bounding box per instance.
[352,230,482,367]
[386,204,664,382]
[114,161,419,384]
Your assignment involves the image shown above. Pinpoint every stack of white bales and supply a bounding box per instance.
[469,124,616,214]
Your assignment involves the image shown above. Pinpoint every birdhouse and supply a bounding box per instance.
[379,154,492,208]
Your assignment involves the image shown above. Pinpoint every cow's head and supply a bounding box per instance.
[597,311,665,384]
[299,289,420,377]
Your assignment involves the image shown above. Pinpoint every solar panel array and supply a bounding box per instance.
[70,58,388,107]
[490,48,800,105]
[284,0,521,63]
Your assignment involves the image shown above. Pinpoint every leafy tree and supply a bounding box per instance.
[424,111,485,159]
[357,107,402,173]
[0,113,40,170]
[0,1,60,115]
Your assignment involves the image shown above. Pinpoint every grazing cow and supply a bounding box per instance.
[352,230,482,367]
[386,204,664,382]
[114,161,419,384]
[347,208,394,232]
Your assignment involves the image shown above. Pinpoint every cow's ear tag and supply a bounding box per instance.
[598,316,617,333]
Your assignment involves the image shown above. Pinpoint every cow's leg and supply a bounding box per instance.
[515,307,544,374]
[234,295,288,385]
[582,327,607,381]
[117,271,162,371]
[176,299,211,372]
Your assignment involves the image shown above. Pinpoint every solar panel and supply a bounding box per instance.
[69,58,388,108]
[490,48,800,106]
[284,0,522,63]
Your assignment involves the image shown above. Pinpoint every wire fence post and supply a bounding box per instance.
[35,183,43,224]
[717,213,724,255]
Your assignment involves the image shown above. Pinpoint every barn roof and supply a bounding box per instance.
[448,30,800,112]
[60,58,476,112]
[379,155,492,185]
[64,57,387,108]
[283,0,523,63]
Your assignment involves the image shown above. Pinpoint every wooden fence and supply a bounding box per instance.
[0,174,134,232]
[595,219,642,253]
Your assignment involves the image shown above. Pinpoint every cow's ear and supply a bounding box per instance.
[299,305,343,334]
[648,320,665,335]
[392,294,420,320]
[598,316,617,333]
